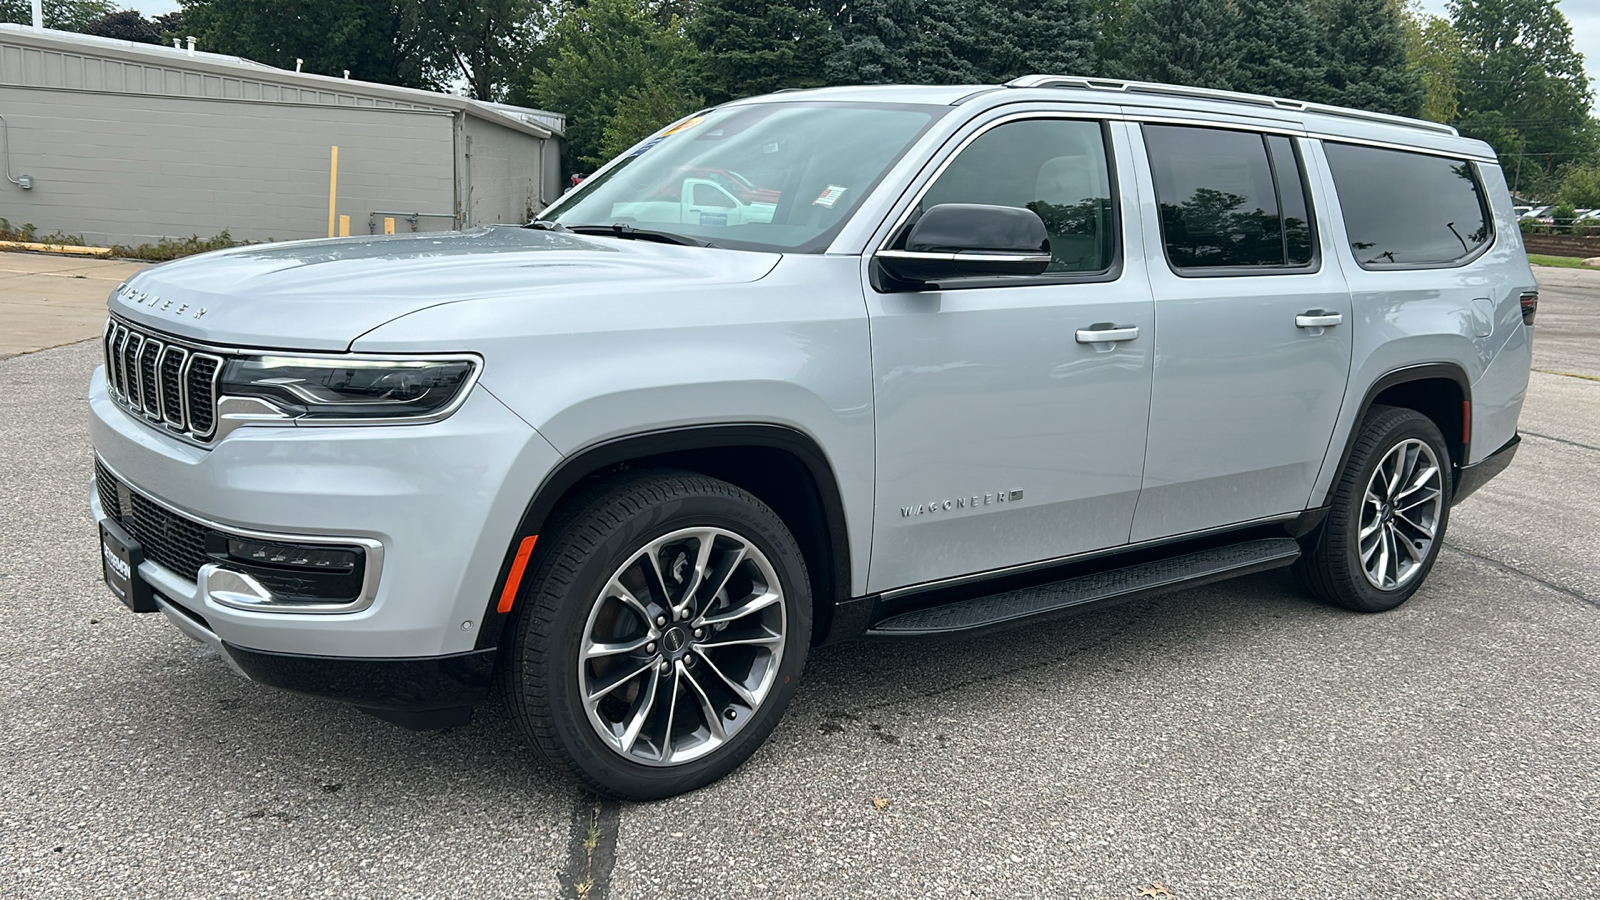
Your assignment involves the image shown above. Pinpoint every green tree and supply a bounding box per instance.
[1559,164,1600,208]
[1400,1,1462,123]
[519,0,703,169]
[1318,0,1424,116]
[827,0,918,84]
[906,0,987,84]
[1233,0,1324,100]
[981,0,1098,81]
[1118,0,1242,89]
[179,0,439,89]
[687,0,836,103]
[1091,0,1135,77]
[82,9,163,43]
[421,0,540,101]
[0,0,115,30]
[1450,0,1597,180]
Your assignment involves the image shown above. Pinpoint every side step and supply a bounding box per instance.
[865,537,1302,637]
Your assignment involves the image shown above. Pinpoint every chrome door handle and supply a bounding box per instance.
[1295,312,1343,328]
[1075,325,1140,343]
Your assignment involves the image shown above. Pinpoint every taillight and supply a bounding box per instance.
[1520,290,1538,325]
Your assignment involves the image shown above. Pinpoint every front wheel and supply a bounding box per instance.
[1296,405,1452,612]
[503,470,810,800]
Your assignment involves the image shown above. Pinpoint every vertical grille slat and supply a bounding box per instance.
[101,317,223,446]
[160,346,188,427]
[139,340,164,417]
[186,354,221,439]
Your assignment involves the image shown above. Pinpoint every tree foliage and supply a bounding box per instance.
[1118,0,1242,90]
[1318,0,1425,117]
[1233,0,1324,100]
[0,0,115,30]
[1401,2,1462,123]
[1450,0,1597,180]
[688,0,836,104]
[827,0,918,84]
[518,0,703,168]
[179,0,439,89]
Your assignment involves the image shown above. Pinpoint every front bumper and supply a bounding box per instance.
[88,365,561,664]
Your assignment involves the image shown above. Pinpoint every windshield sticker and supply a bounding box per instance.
[813,185,848,208]
[660,116,705,137]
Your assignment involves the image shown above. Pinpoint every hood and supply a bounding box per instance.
[107,226,782,351]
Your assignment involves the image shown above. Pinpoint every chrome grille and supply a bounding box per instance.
[102,317,225,445]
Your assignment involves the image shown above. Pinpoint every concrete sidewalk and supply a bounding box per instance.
[0,251,149,358]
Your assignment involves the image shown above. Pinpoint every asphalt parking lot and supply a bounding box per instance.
[2,267,1597,899]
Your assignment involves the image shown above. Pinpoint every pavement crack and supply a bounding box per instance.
[559,793,621,900]
[1443,543,1597,611]
[1519,429,1600,455]
[1532,368,1600,383]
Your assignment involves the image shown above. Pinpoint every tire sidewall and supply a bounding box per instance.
[531,483,811,799]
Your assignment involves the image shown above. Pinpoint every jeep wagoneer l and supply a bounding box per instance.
[90,76,1533,799]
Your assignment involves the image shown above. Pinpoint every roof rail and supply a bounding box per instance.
[1005,74,1459,137]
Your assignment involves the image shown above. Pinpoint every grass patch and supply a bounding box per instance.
[110,231,244,262]
[1528,253,1592,268]
[0,218,87,246]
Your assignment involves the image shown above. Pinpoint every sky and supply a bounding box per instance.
[128,0,1598,109]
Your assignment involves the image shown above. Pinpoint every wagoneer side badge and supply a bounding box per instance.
[902,489,1024,517]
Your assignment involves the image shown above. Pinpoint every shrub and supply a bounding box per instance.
[109,231,243,262]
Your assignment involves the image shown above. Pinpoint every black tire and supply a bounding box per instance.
[502,469,811,800]
[1295,405,1453,612]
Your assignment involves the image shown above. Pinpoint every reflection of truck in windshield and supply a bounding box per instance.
[615,173,779,227]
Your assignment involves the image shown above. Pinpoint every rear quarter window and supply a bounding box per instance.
[1323,143,1492,269]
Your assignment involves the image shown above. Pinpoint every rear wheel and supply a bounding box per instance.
[503,470,810,800]
[1296,405,1452,612]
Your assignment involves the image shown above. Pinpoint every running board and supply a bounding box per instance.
[865,537,1301,637]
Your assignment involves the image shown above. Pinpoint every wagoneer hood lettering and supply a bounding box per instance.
[107,227,781,351]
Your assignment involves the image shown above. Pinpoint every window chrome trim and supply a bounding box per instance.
[877,249,1054,265]
[95,454,385,615]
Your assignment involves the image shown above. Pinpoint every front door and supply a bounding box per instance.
[1127,122,1353,542]
[865,116,1155,592]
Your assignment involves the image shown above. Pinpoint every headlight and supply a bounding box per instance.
[218,355,478,422]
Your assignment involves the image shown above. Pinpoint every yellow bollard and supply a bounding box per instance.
[384,217,395,235]
[327,146,338,238]
[338,215,350,237]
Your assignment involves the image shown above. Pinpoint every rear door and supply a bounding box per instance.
[864,113,1155,592]
[1127,121,1354,541]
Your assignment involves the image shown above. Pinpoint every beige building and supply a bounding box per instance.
[0,24,564,246]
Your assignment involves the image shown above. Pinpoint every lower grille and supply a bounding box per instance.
[94,459,368,604]
[97,459,208,581]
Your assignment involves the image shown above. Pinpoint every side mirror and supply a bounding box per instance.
[875,203,1052,285]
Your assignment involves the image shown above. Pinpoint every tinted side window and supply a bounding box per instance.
[1143,124,1316,271]
[915,118,1116,275]
[1323,143,1490,268]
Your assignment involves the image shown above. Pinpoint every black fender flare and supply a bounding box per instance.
[475,423,853,651]
[1320,362,1473,507]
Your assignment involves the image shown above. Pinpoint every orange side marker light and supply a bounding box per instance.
[497,536,539,614]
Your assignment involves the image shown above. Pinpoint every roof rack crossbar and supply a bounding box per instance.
[1004,74,1459,137]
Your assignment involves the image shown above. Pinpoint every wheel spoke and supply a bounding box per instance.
[583,634,654,661]
[617,668,660,755]
[692,647,758,706]
[696,629,783,651]
[586,658,656,703]
[1393,510,1435,541]
[609,580,654,624]
[674,530,718,617]
[680,664,728,742]
[1394,525,1426,566]
[658,667,682,762]
[697,589,781,628]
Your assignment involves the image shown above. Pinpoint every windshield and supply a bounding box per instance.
[541,102,946,253]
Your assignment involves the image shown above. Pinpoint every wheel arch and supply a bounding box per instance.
[1321,363,1472,507]
[475,424,853,652]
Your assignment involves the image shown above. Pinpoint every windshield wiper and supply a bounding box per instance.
[566,223,717,248]
[523,220,569,232]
